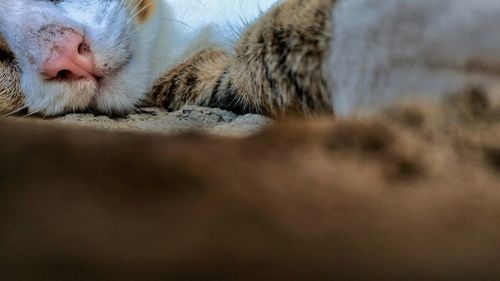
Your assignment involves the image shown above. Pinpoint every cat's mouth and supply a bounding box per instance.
[48,54,132,89]
[47,71,104,85]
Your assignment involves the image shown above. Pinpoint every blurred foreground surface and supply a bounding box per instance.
[1,91,500,280]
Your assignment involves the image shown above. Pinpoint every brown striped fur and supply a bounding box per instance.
[0,0,335,117]
[0,35,23,115]
[151,0,336,118]
[151,49,231,112]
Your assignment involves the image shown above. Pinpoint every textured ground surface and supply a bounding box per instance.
[54,106,272,137]
[2,90,500,280]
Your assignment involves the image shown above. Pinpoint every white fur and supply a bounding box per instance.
[7,0,500,116]
[151,0,279,76]
[327,0,500,116]
[0,0,279,115]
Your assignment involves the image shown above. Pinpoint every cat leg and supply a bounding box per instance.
[152,0,337,117]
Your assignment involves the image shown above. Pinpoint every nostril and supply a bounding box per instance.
[78,42,91,55]
[55,69,85,81]
[41,30,97,81]
[56,70,72,80]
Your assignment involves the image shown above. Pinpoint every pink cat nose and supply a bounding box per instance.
[42,31,97,80]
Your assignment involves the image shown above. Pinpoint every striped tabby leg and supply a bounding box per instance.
[150,48,231,112]
[152,0,336,118]
[0,41,23,115]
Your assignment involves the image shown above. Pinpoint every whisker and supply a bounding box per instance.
[162,17,193,29]
[111,0,126,19]
[120,0,192,30]
[3,104,30,117]
[128,0,157,24]
[127,0,144,24]
[121,0,135,12]
[24,110,40,118]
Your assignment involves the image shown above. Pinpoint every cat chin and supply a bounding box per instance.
[23,76,146,116]
[23,79,98,116]
[93,79,149,116]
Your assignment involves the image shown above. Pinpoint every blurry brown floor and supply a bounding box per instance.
[1,89,500,280]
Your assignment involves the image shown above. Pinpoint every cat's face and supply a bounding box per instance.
[0,0,158,116]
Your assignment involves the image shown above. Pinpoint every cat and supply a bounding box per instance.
[1,0,500,117]
[1,2,500,278]
[0,0,278,116]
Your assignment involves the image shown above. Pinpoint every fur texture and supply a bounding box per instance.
[152,0,335,117]
[0,0,149,115]
[0,36,22,114]
[3,0,500,117]
[151,0,500,117]
[0,0,278,116]
[329,0,500,115]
